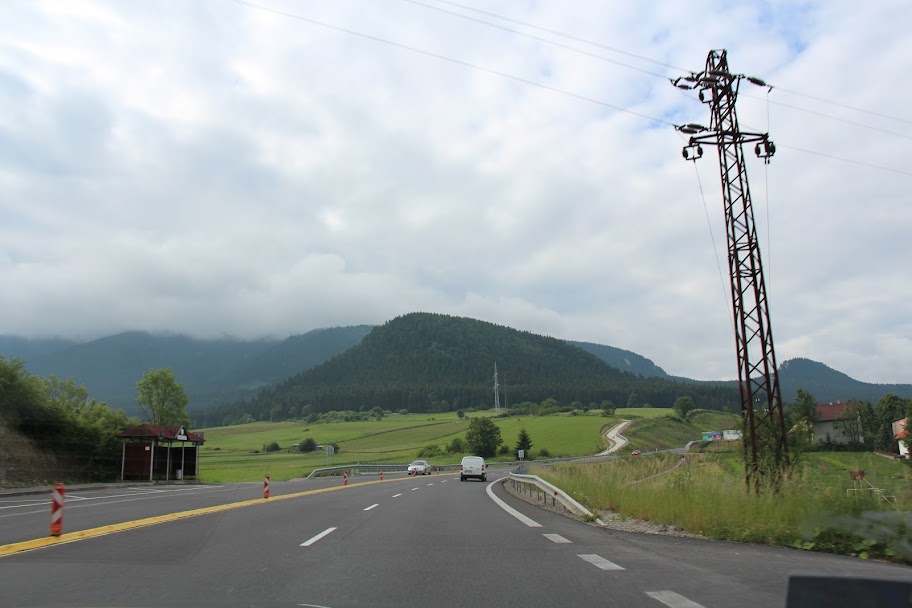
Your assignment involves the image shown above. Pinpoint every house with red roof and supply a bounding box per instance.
[893,418,909,458]
[814,402,862,445]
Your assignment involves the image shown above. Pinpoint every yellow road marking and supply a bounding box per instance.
[0,476,412,558]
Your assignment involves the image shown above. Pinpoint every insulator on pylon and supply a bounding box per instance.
[755,140,776,160]
[682,144,703,161]
[746,76,768,87]
[698,88,715,103]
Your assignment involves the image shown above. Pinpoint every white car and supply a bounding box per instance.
[408,460,432,475]
[460,456,486,482]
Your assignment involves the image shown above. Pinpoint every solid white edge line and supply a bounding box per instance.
[300,527,337,547]
[645,590,706,608]
[543,533,572,544]
[363,504,379,511]
[578,554,625,571]
[485,479,542,528]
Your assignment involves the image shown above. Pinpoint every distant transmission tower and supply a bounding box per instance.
[493,362,501,415]
[672,49,789,493]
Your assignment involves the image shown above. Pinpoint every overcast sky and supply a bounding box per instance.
[1,0,910,383]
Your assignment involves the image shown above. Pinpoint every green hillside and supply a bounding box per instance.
[623,409,741,452]
[199,313,740,425]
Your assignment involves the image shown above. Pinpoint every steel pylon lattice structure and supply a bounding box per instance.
[672,49,789,492]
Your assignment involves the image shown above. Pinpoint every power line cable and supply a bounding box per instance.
[774,86,912,127]
[230,0,909,177]
[428,0,912,130]
[776,143,912,177]
[428,0,687,72]
[741,93,912,141]
[228,0,675,127]
[400,0,669,79]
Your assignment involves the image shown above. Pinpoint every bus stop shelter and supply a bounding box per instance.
[116,424,205,481]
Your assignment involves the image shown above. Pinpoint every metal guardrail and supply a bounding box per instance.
[507,472,605,524]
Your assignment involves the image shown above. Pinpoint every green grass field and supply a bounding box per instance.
[534,450,912,563]
[198,410,614,482]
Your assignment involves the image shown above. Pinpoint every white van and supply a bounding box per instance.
[460,456,486,482]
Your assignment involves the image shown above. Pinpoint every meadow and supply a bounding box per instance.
[197,407,744,482]
[534,450,912,563]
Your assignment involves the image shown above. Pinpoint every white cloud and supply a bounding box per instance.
[1,0,910,384]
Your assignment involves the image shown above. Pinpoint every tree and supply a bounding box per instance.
[515,428,533,455]
[300,437,317,452]
[600,400,615,416]
[673,396,696,418]
[835,401,864,445]
[465,417,503,457]
[136,368,190,427]
[791,389,818,425]
[447,437,465,453]
[627,392,640,408]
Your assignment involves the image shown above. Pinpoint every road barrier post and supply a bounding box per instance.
[343,470,348,486]
[49,482,64,537]
[264,474,270,499]
[380,470,384,481]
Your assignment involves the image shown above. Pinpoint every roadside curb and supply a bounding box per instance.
[0,480,204,498]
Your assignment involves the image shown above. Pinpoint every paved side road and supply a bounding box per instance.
[597,419,632,455]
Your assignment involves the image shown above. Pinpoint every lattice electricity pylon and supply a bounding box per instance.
[672,49,789,492]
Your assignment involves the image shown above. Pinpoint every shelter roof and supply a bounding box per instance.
[116,424,204,443]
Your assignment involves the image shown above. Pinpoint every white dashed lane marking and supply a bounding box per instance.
[427,483,434,486]
[578,554,625,571]
[411,487,419,491]
[392,493,402,498]
[300,527,337,547]
[363,504,379,511]
[645,590,706,608]
[543,533,572,544]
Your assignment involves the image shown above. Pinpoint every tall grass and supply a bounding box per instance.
[534,453,912,559]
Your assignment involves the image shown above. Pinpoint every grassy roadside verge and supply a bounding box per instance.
[534,452,912,564]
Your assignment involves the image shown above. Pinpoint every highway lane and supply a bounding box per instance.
[2,470,911,607]
[0,473,415,546]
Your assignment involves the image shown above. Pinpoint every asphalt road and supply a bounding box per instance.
[1,471,911,607]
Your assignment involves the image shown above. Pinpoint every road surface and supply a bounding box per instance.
[598,420,632,455]
[1,472,910,607]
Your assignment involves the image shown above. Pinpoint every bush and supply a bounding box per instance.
[300,437,317,453]
[538,448,552,458]
[264,442,281,453]
[498,444,511,456]
[447,437,465,453]
[418,444,444,458]
[399,409,408,415]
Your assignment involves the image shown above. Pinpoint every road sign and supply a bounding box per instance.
[518,449,525,460]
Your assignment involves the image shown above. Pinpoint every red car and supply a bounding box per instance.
[630,450,641,456]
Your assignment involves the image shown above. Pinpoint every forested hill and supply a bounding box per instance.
[778,358,912,403]
[224,325,375,389]
[199,313,738,426]
[568,340,670,378]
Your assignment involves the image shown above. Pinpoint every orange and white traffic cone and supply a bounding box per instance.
[49,482,64,537]
[264,473,270,499]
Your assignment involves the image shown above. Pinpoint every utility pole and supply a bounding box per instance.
[493,362,501,415]
[672,49,789,493]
